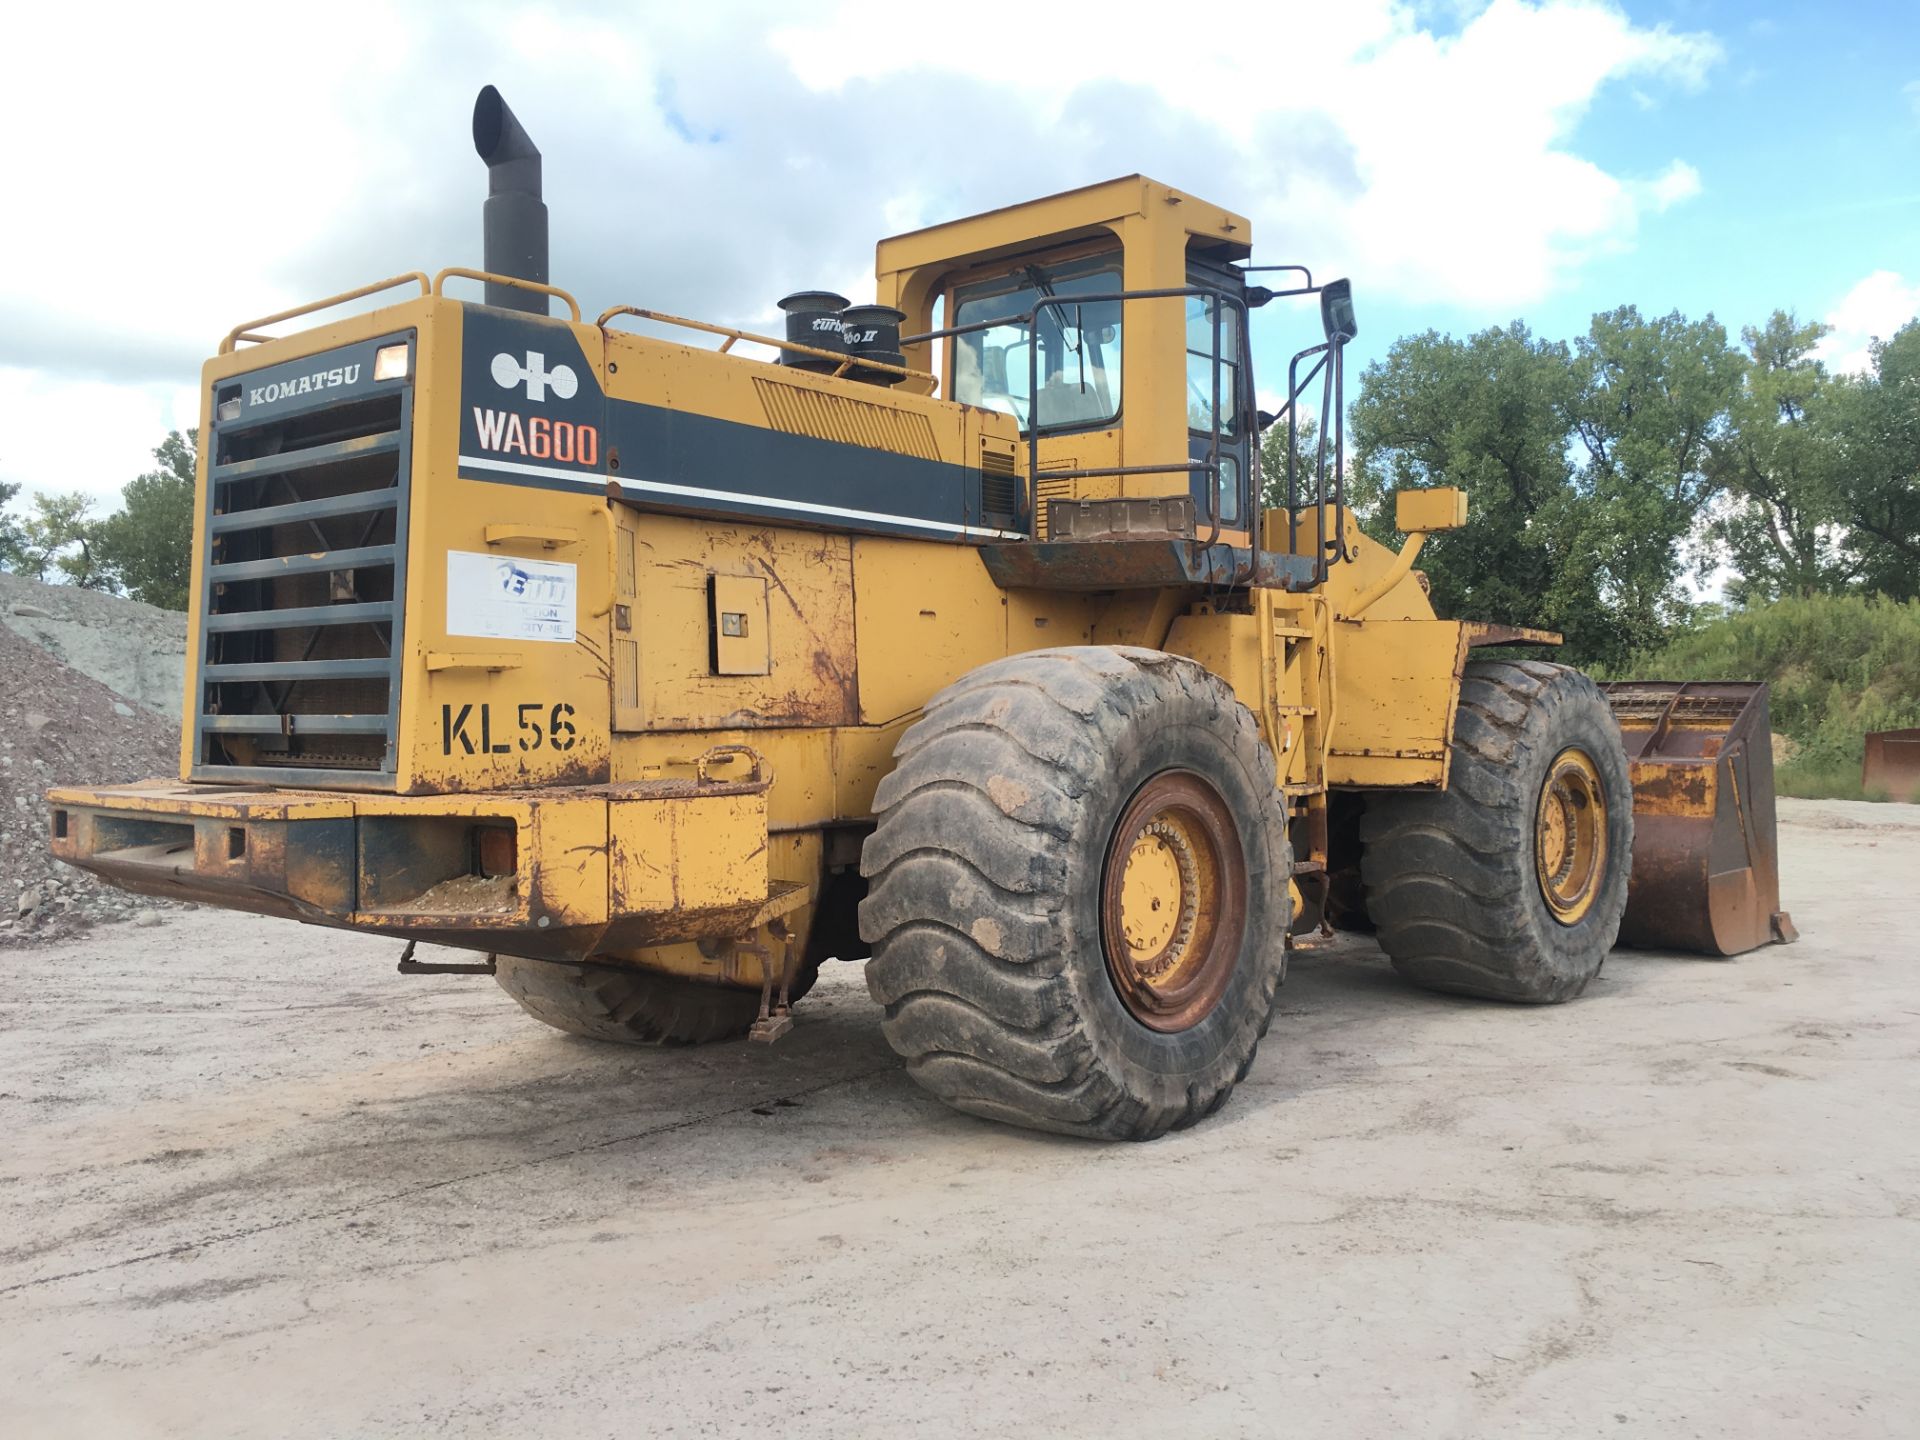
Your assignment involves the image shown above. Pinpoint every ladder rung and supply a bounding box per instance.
[1272,705,1318,715]
[209,545,395,582]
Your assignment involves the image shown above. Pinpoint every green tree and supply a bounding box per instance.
[1347,322,1615,653]
[1829,322,1920,601]
[1347,309,1744,669]
[1701,312,1852,603]
[1564,306,1746,659]
[0,481,28,572]
[21,490,112,589]
[1257,415,1320,510]
[92,428,197,610]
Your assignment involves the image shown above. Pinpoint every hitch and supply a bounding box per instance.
[746,920,800,1044]
[396,940,499,976]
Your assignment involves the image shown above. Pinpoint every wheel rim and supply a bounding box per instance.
[1535,747,1607,925]
[1100,771,1246,1032]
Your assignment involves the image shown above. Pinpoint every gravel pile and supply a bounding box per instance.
[1,619,185,945]
[0,570,187,716]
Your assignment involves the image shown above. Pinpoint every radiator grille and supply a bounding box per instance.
[753,375,940,459]
[193,336,414,787]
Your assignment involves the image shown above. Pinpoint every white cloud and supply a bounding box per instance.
[774,0,1721,307]
[0,0,1719,506]
[0,370,199,507]
[1815,270,1920,375]
[1645,159,1703,211]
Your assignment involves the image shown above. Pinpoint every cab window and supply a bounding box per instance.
[1185,280,1246,527]
[952,255,1123,432]
[1185,295,1240,434]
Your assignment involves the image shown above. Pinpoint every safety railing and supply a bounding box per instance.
[223,269,590,355]
[433,268,581,321]
[222,273,432,354]
[596,305,936,386]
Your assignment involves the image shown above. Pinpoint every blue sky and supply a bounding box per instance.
[1,1,1915,505]
[1343,0,1920,378]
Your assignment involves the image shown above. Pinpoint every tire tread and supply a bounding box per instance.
[861,646,1289,1139]
[1361,661,1632,1004]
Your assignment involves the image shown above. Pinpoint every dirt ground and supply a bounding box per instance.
[2,797,1914,1439]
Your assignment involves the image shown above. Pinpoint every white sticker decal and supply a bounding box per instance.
[446,550,577,644]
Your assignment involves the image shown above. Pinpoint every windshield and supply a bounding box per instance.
[952,255,1123,432]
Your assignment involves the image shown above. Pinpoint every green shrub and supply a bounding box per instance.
[1776,758,1871,802]
[1611,594,1920,801]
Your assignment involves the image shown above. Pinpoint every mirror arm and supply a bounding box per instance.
[1345,531,1427,619]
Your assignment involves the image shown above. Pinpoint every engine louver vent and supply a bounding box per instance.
[980,442,1019,527]
[1034,460,1076,539]
[753,376,940,460]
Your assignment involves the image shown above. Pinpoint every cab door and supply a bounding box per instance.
[1185,260,1251,536]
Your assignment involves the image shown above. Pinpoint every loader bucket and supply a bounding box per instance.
[1600,682,1796,957]
[1863,728,1920,802]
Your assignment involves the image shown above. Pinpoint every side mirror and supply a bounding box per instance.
[1320,279,1358,344]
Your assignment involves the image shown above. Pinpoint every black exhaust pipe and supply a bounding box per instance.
[472,86,547,314]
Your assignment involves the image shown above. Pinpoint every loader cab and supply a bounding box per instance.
[876,176,1259,541]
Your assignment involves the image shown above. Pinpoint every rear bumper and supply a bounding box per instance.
[47,771,801,963]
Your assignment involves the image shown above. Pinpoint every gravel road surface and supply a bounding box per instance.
[2,798,1914,1438]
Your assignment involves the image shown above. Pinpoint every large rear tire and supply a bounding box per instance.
[494,954,816,1046]
[859,646,1291,1140]
[1360,659,1632,1003]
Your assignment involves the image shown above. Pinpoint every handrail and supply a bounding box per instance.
[221,272,432,354]
[696,744,770,789]
[596,305,936,384]
[432,268,582,321]
[590,501,617,619]
[1281,342,1344,585]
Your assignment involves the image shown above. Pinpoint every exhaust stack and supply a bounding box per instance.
[472,86,548,314]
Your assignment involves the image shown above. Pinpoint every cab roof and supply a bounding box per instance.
[874,175,1252,283]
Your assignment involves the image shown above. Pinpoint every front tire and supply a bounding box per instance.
[1360,660,1632,1003]
[859,646,1291,1140]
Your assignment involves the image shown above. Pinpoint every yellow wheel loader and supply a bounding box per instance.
[47,90,1794,1139]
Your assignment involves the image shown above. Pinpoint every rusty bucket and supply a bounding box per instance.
[1863,728,1920,802]
[1601,682,1797,957]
